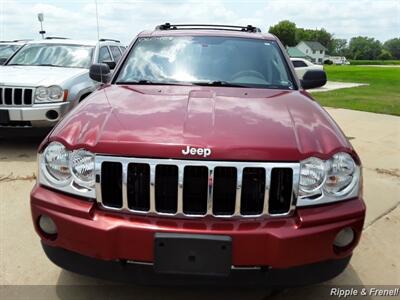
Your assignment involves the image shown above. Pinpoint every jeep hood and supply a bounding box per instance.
[50,85,353,161]
[0,65,87,86]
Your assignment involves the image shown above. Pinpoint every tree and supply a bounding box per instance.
[383,38,400,59]
[295,28,334,53]
[331,38,348,56]
[378,49,393,60]
[268,20,297,47]
[348,36,382,60]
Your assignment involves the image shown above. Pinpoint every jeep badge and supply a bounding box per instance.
[182,146,211,157]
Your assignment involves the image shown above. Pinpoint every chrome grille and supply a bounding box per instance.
[0,86,34,106]
[95,156,300,218]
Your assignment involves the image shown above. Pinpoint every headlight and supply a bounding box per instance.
[324,152,358,196]
[35,85,64,103]
[297,152,360,207]
[39,142,95,198]
[43,142,71,184]
[48,85,63,100]
[299,157,326,193]
[35,86,49,102]
[70,149,95,188]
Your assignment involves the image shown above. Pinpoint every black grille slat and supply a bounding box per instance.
[14,89,22,105]
[5,88,12,105]
[24,89,33,105]
[0,87,34,106]
[155,165,178,213]
[212,167,237,215]
[183,166,208,215]
[101,162,123,208]
[127,163,150,211]
[269,168,293,214]
[241,168,266,215]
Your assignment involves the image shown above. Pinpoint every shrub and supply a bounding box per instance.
[349,60,400,65]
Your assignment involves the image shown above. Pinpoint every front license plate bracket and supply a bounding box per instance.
[154,233,232,276]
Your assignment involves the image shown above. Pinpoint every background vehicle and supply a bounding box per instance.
[31,24,364,286]
[290,57,324,79]
[324,56,350,65]
[0,38,124,129]
[0,40,28,63]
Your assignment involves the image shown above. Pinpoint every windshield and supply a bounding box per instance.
[0,44,20,59]
[116,36,294,89]
[7,43,94,68]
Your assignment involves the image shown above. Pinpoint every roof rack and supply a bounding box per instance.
[45,36,69,40]
[13,39,33,42]
[99,38,120,43]
[155,23,261,33]
[0,40,30,43]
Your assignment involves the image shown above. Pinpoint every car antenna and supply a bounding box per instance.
[94,0,104,84]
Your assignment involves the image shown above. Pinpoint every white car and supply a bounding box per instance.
[290,58,324,79]
[0,38,125,129]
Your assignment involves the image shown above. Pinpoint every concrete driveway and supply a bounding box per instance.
[0,108,399,299]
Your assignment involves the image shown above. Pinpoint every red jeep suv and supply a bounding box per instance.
[31,24,365,286]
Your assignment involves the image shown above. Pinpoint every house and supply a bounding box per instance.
[296,41,326,64]
[286,47,311,60]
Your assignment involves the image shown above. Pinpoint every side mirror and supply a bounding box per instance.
[0,58,7,65]
[301,70,327,89]
[101,60,116,70]
[89,63,111,83]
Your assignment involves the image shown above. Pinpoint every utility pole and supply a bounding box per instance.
[38,13,45,39]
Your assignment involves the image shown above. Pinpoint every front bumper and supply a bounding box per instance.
[31,185,366,284]
[42,242,351,286]
[0,102,70,127]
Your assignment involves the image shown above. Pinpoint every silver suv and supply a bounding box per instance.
[0,38,125,128]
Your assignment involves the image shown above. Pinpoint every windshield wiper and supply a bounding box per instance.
[191,81,249,88]
[35,63,61,67]
[116,79,192,86]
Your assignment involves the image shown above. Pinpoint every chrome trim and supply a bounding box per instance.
[126,260,153,266]
[231,266,262,270]
[234,166,243,216]
[263,169,271,215]
[95,160,102,203]
[122,162,129,209]
[0,86,34,107]
[177,165,184,214]
[124,261,263,270]
[149,164,156,213]
[207,166,214,215]
[95,155,300,219]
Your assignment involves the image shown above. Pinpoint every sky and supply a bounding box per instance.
[0,0,399,45]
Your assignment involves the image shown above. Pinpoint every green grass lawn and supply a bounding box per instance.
[311,65,400,116]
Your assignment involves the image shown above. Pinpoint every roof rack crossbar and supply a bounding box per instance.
[155,23,261,33]
[99,38,121,43]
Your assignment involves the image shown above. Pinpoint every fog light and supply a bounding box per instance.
[334,227,354,248]
[39,215,57,235]
[46,110,59,121]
